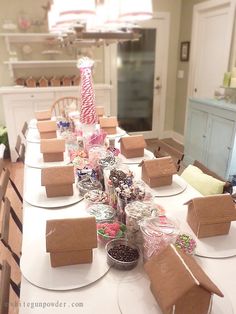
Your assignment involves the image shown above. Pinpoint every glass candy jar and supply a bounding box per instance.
[140,216,179,261]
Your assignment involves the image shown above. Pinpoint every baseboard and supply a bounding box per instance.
[162,130,184,145]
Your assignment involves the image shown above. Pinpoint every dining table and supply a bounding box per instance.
[18,124,236,314]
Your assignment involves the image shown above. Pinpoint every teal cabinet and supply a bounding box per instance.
[184,98,236,179]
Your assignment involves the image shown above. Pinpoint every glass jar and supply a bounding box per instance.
[87,203,115,222]
[77,176,102,196]
[140,216,179,261]
[125,201,156,244]
[88,144,107,169]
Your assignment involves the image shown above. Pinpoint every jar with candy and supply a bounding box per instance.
[175,233,197,255]
[125,201,157,244]
[88,145,107,169]
[77,176,102,196]
[140,216,179,261]
[87,203,115,222]
[84,190,109,207]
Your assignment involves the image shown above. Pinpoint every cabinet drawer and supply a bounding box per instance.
[5,92,54,101]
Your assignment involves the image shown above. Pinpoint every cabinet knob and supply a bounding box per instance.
[227,146,231,150]
[203,135,206,138]
[30,94,34,98]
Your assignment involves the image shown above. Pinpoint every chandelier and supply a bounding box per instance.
[48,0,153,45]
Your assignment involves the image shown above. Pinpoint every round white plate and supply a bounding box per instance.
[120,149,154,164]
[168,207,236,259]
[150,175,187,197]
[118,275,233,314]
[25,143,71,169]
[21,236,110,291]
[24,167,83,208]
[106,127,126,139]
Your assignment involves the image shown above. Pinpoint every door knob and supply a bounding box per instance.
[155,84,162,90]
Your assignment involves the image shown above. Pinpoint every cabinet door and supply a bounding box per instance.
[185,108,208,165]
[206,114,234,178]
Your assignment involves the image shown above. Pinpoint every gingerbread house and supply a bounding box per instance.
[40,138,65,162]
[37,120,57,139]
[144,244,223,314]
[35,110,51,121]
[99,116,118,135]
[120,135,147,158]
[186,194,236,238]
[141,156,177,188]
[25,76,36,87]
[41,165,74,197]
[72,75,80,86]
[61,76,72,86]
[38,76,49,87]
[96,106,105,118]
[46,217,97,267]
[50,76,61,87]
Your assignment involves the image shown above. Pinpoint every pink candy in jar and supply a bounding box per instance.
[140,216,179,261]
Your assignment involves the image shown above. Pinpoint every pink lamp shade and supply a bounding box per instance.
[119,0,153,22]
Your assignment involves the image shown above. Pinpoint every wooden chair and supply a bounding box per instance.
[15,135,25,163]
[0,259,11,314]
[154,138,184,172]
[0,168,23,233]
[1,197,21,266]
[51,96,80,117]
[193,160,233,194]
[21,121,28,139]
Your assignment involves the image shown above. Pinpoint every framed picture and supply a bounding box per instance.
[180,41,190,62]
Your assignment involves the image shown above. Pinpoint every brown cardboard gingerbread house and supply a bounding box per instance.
[144,244,223,314]
[61,76,72,86]
[96,106,105,118]
[38,76,49,87]
[37,120,57,139]
[41,165,74,197]
[141,156,177,188]
[120,135,147,158]
[186,194,236,238]
[50,76,61,87]
[35,110,51,121]
[40,139,65,162]
[46,217,97,267]
[99,116,118,135]
[25,76,36,87]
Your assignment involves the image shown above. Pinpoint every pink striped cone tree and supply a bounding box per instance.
[78,57,98,125]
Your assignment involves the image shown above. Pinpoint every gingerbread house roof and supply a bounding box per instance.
[46,217,97,252]
[35,110,51,121]
[141,157,176,178]
[40,139,65,154]
[99,116,118,128]
[185,194,236,224]
[120,135,147,150]
[41,165,74,186]
[37,120,57,133]
[144,244,223,311]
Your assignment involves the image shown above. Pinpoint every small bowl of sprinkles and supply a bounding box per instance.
[175,233,197,255]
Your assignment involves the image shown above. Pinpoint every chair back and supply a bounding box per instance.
[51,96,80,117]
[0,260,11,314]
[21,121,28,139]
[154,139,184,172]
[0,144,6,159]
[15,135,25,163]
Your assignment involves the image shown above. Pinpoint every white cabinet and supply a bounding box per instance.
[184,98,236,179]
[0,85,112,161]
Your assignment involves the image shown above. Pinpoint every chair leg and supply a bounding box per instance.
[10,279,21,298]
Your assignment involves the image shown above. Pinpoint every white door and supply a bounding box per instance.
[187,0,235,98]
[109,13,170,139]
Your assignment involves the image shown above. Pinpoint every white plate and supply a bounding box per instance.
[20,210,110,290]
[25,142,71,169]
[118,275,233,314]
[167,207,236,259]
[106,127,126,139]
[150,175,187,197]
[24,167,83,208]
[120,149,154,164]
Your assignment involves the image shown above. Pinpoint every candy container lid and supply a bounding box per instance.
[88,204,115,222]
[139,216,179,237]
